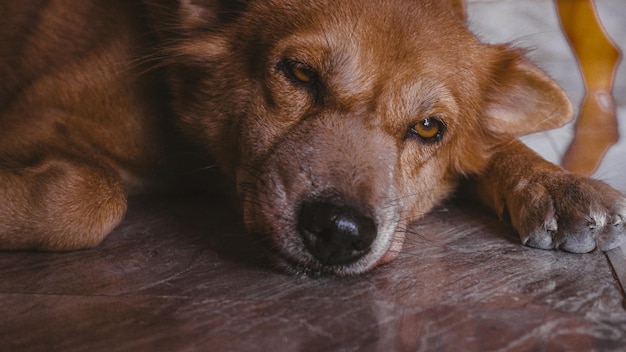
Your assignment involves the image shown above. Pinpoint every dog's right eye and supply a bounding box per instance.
[279,59,318,87]
[406,116,445,143]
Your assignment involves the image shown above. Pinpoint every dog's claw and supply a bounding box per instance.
[525,229,555,250]
[596,214,626,251]
[511,173,626,253]
[558,230,596,253]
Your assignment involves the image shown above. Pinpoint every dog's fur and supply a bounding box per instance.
[1,0,625,275]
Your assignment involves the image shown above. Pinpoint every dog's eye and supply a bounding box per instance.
[281,59,317,86]
[407,117,445,143]
[291,65,315,84]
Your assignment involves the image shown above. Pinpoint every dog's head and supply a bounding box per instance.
[154,0,572,275]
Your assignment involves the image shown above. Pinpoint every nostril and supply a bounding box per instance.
[297,201,377,266]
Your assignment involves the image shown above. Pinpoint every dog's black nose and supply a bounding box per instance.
[297,201,377,265]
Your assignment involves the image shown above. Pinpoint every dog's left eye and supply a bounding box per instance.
[280,59,318,86]
[407,117,445,143]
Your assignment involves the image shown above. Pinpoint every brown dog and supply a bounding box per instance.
[1,0,624,275]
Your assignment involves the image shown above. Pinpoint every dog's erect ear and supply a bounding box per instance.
[178,0,249,28]
[483,46,574,136]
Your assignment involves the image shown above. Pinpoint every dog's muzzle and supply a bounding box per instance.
[239,114,403,274]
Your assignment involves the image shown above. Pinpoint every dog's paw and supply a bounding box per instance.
[508,172,626,253]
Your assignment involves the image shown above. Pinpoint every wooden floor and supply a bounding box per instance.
[2,1,625,351]
[2,194,625,352]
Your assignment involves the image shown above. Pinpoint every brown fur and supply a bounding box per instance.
[1,0,624,275]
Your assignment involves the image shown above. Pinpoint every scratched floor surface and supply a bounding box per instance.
[1,1,625,351]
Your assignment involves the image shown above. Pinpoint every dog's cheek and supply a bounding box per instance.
[236,89,313,168]
[167,42,261,176]
[446,127,498,177]
[396,146,457,222]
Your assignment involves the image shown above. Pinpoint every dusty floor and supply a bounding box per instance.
[1,1,625,351]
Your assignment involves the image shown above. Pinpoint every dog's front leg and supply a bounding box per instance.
[467,138,625,252]
[0,156,127,251]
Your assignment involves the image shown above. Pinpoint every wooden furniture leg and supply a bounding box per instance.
[556,0,621,175]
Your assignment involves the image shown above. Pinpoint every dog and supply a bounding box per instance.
[1,0,624,276]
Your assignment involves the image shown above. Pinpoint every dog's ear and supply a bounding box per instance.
[482,46,573,136]
[178,0,249,28]
[447,0,467,22]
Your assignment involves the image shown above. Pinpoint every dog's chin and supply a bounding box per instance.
[269,252,380,277]
[256,231,403,277]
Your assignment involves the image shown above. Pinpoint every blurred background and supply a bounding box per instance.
[468,0,625,191]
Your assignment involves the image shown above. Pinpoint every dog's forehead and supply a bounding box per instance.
[273,16,468,111]
[266,1,475,77]
[251,0,469,51]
